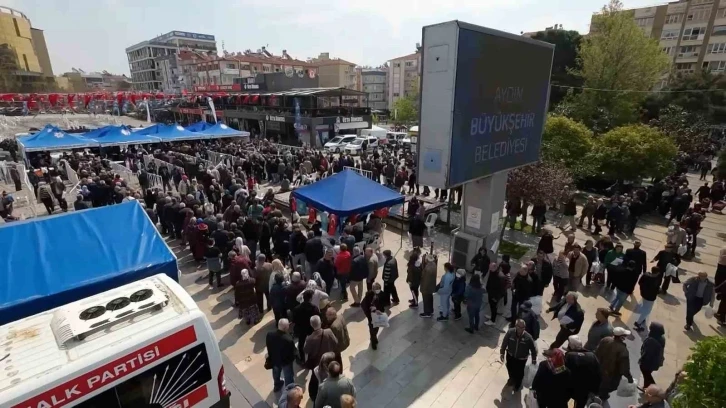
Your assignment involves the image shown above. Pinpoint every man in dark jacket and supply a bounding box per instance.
[500,319,538,391]
[623,241,648,275]
[349,251,369,307]
[292,290,320,363]
[265,318,296,392]
[381,250,400,305]
[593,199,607,235]
[270,274,287,323]
[547,292,585,349]
[517,300,540,340]
[609,261,640,316]
[290,226,307,269]
[316,249,336,295]
[511,267,540,326]
[361,282,390,350]
[639,322,666,389]
[683,271,715,331]
[73,194,90,211]
[304,230,325,277]
[564,335,601,408]
[634,267,661,331]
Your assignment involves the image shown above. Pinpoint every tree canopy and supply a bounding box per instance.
[530,29,582,108]
[648,104,711,155]
[594,124,678,181]
[674,336,726,408]
[542,115,595,178]
[506,161,573,205]
[392,94,418,124]
[564,0,670,132]
[644,70,726,124]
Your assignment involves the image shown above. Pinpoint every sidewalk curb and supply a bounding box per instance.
[223,353,270,408]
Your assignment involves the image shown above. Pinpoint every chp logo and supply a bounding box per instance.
[13,326,212,408]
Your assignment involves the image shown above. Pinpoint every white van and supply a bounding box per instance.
[0,274,230,408]
[324,135,357,153]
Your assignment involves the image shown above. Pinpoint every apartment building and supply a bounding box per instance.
[60,69,131,92]
[126,31,217,91]
[387,50,421,110]
[361,67,388,110]
[600,0,726,86]
[309,52,359,90]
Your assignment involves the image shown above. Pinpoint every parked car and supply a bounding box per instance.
[324,135,358,153]
[344,137,379,155]
[385,132,408,146]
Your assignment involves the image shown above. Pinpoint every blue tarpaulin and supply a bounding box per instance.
[291,169,405,216]
[0,202,178,325]
[93,125,162,146]
[155,124,206,141]
[17,125,99,152]
[201,123,250,139]
[186,121,213,132]
[134,123,164,135]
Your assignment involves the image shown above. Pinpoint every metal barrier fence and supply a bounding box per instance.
[59,160,79,185]
[0,161,11,184]
[143,155,185,175]
[344,166,373,179]
[110,161,136,184]
[208,151,237,168]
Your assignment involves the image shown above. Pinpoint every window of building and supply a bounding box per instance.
[226,63,236,69]
[665,14,682,24]
[675,62,695,73]
[394,63,401,68]
[682,26,706,40]
[22,54,29,71]
[713,25,726,36]
[687,8,711,22]
[12,18,20,36]
[635,17,654,27]
[661,29,680,40]
[662,46,675,55]
[678,45,701,56]
[719,8,726,18]
[393,93,400,97]
[704,60,726,71]
[707,42,726,53]
[691,0,713,5]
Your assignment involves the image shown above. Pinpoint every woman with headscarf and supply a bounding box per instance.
[532,348,571,408]
[312,272,327,293]
[235,269,259,325]
[192,221,209,263]
[716,247,726,325]
[269,259,289,291]
[296,280,330,309]
[638,322,666,389]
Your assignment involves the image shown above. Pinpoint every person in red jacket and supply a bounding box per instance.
[334,243,352,301]
[229,251,252,293]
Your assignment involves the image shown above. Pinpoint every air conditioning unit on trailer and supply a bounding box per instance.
[50,280,169,346]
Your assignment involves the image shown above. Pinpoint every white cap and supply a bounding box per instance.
[613,327,631,337]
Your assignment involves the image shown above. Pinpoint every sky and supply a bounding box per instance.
[6,0,660,76]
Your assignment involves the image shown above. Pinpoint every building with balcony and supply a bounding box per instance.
[60,68,131,92]
[308,52,359,91]
[387,49,421,110]
[0,6,55,91]
[593,0,726,87]
[361,67,388,111]
[126,31,217,91]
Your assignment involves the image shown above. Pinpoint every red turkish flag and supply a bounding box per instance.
[116,93,124,105]
[130,94,137,104]
[83,94,92,107]
[67,93,76,105]
[48,93,59,106]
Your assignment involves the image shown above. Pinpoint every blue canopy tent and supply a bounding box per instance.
[78,125,115,139]
[93,125,162,146]
[291,169,405,217]
[0,202,178,325]
[155,124,207,142]
[134,123,165,135]
[201,123,251,139]
[17,125,99,152]
[186,121,213,132]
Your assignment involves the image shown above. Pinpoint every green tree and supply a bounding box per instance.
[506,161,573,206]
[566,0,670,132]
[594,124,678,181]
[644,70,726,124]
[530,28,582,108]
[542,114,595,178]
[673,336,726,408]
[392,95,417,124]
[648,105,710,155]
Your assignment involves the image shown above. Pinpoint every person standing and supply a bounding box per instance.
[361,282,389,350]
[205,238,224,287]
[639,322,666,389]
[531,348,571,408]
[407,248,423,308]
[604,243,625,291]
[314,361,356,408]
[652,243,681,294]
[381,249,400,305]
[235,270,259,325]
[254,254,273,312]
[500,319,538,392]
[559,195,578,231]
[634,267,661,331]
[552,251,570,302]
[594,327,634,401]
[265,318,296,392]
[593,198,607,235]
[325,308,350,369]
[486,262,507,325]
[517,300,541,340]
[334,244,352,301]
[270,274,287,324]
[451,269,467,321]
[349,249,368,307]
[582,240,598,287]
[546,292,585,349]
[317,249,336,296]
[683,271,715,331]
[564,336,601,408]
[293,291,321,363]
[419,254,438,318]
[624,241,648,276]
[303,315,338,371]
[305,230,325,278]
[584,308,614,351]
[464,274,484,333]
[309,352,336,403]
[578,196,597,230]
[436,263,456,321]
[365,247,379,291]
[532,250,553,295]
[568,244,588,293]
[471,247,491,278]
